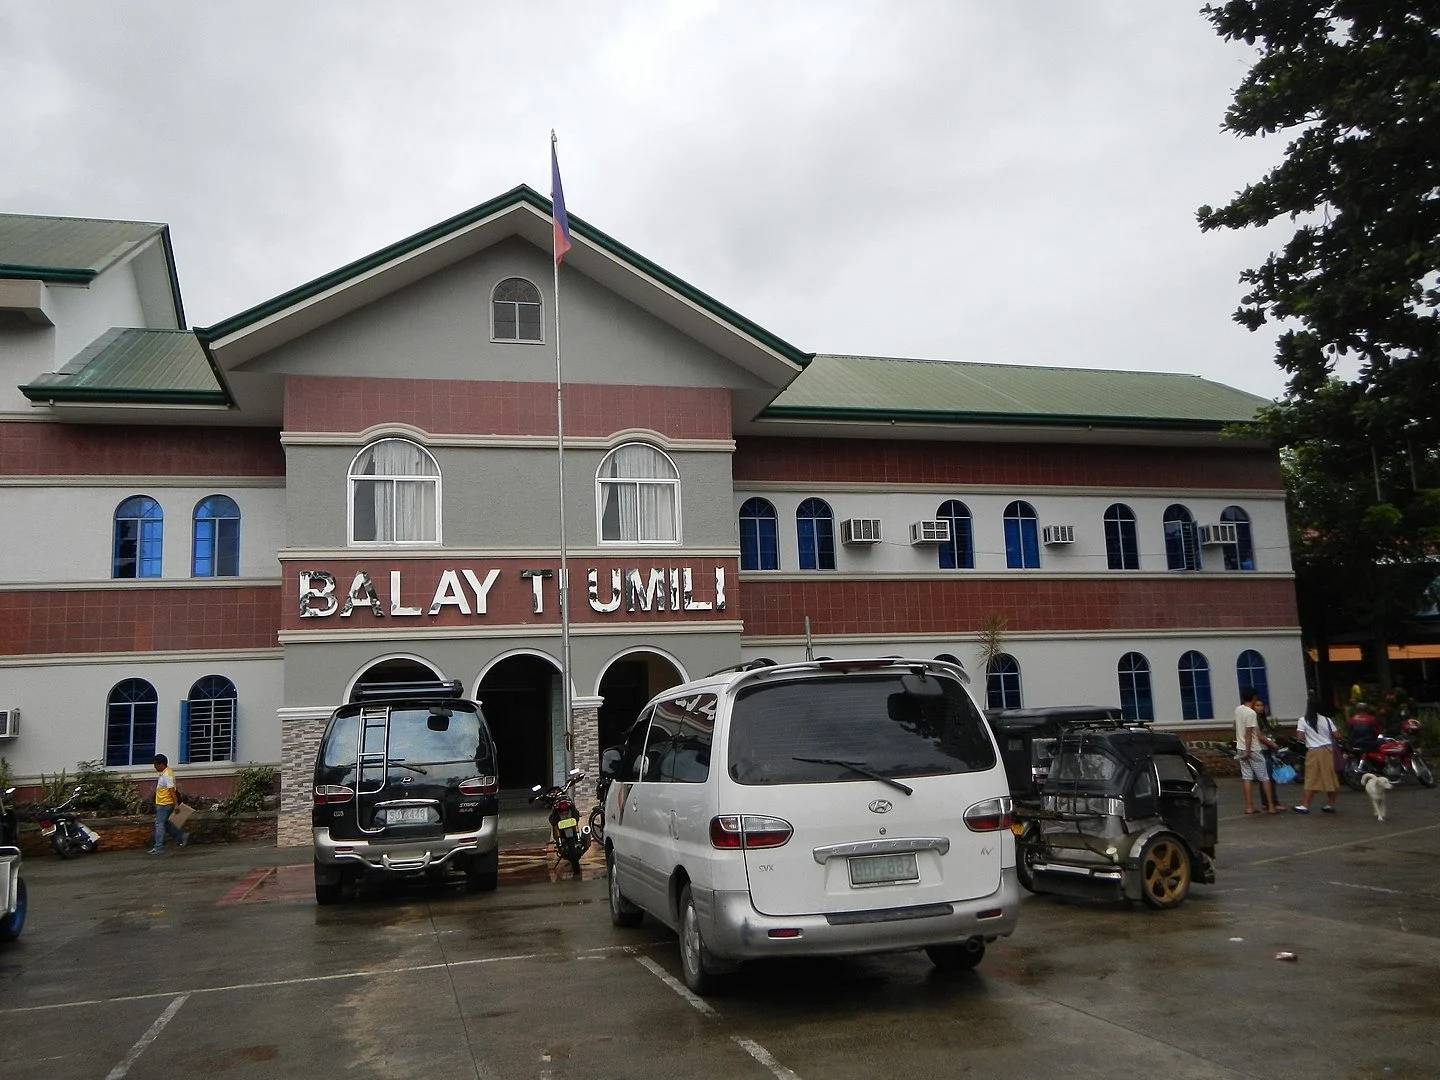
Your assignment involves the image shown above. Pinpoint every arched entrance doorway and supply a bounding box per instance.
[478,654,560,792]
[349,656,442,701]
[597,651,684,750]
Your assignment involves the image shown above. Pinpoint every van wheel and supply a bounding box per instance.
[1139,834,1191,909]
[679,884,727,995]
[465,848,499,893]
[314,861,343,906]
[926,939,985,972]
[607,848,642,927]
[0,878,25,941]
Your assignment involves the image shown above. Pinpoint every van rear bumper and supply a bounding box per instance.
[698,868,1020,960]
[313,819,498,876]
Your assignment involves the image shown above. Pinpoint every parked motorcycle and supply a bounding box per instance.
[588,772,611,842]
[39,786,101,859]
[529,768,592,873]
[1342,720,1435,790]
[0,786,25,942]
[1271,736,1309,784]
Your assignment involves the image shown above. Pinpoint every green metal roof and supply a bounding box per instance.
[0,214,167,283]
[195,185,812,368]
[19,328,229,405]
[761,354,1270,430]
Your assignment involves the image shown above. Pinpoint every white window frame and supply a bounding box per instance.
[348,438,442,546]
[595,442,681,545]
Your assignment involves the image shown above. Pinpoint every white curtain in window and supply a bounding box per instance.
[599,444,677,542]
[353,440,438,542]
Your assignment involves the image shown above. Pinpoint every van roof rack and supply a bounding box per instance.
[352,679,465,703]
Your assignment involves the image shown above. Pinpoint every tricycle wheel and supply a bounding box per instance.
[1139,834,1191,909]
[1015,825,1039,893]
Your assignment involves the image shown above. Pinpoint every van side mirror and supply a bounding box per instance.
[600,747,622,779]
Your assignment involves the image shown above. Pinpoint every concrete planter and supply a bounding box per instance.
[17,811,277,857]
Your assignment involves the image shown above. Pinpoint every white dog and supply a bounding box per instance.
[1361,773,1395,822]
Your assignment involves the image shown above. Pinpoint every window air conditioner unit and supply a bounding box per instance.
[909,519,952,545]
[0,708,16,739]
[1042,524,1075,545]
[1200,523,1238,545]
[840,518,883,545]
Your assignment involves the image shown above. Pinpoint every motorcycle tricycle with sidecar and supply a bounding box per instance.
[1009,718,1217,909]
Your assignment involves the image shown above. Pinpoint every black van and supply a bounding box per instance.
[311,680,500,904]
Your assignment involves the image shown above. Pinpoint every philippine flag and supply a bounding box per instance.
[551,135,572,265]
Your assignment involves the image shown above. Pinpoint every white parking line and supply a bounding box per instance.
[630,951,803,1079]
[0,944,667,1015]
[733,1036,802,1080]
[1250,821,1439,865]
[104,994,188,1080]
[1326,880,1405,896]
[630,954,717,1017]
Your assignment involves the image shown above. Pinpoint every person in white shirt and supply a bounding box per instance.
[1235,686,1279,814]
[1293,696,1339,814]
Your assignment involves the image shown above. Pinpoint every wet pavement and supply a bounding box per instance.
[1,778,1438,1079]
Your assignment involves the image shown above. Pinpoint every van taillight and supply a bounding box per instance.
[459,776,498,795]
[313,785,354,806]
[964,797,1012,833]
[709,815,793,850]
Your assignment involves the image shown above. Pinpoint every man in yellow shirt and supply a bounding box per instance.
[150,754,188,854]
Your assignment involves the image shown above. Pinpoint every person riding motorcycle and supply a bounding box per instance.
[1348,702,1381,753]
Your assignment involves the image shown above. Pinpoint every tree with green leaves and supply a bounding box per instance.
[1198,2,1440,696]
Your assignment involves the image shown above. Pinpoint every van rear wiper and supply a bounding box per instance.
[792,757,912,796]
[390,760,429,775]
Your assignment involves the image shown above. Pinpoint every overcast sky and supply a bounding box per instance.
[1,2,1301,401]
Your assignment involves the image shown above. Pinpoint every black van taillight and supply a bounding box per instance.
[964,797,1012,832]
[314,785,355,806]
[709,815,793,850]
[459,775,498,795]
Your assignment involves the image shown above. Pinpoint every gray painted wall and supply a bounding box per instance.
[237,238,771,392]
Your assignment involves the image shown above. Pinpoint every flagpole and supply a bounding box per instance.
[551,131,574,775]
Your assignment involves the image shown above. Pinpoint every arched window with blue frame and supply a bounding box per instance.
[1178,650,1214,720]
[1221,505,1256,571]
[183,675,237,764]
[937,500,974,569]
[1117,652,1154,721]
[1003,500,1040,569]
[796,498,836,571]
[193,495,241,577]
[1236,649,1269,706]
[106,678,158,766]
[1163,504,1202,571]
[738,498,779,571]
[113,496,163,578]
[986,653,1023,710]
[1104,503,1139,570]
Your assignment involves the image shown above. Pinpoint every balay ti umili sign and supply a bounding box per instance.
[295,563,727,621]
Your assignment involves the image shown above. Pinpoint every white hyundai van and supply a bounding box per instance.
[600,657,1019,993]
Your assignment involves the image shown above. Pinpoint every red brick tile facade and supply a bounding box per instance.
[0,423,284,476]
[732,438,1283,490]
[738,577,1298,637]
[0,586,282,655]
[283,376,732,440]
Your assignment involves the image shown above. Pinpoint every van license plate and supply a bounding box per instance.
[386,808,428,825]
[848,852,918,887]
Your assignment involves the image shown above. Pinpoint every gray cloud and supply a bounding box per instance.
[0,0,1297,399]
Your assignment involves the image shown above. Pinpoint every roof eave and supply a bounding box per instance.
[18,384,231,406]
[0,264,98,284]
[758,405,1259,433]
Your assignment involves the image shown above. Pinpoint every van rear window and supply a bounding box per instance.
[728,673,995,785]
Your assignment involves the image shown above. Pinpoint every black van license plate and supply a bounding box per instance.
[848,852,919,887]
[385,808,429,825]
